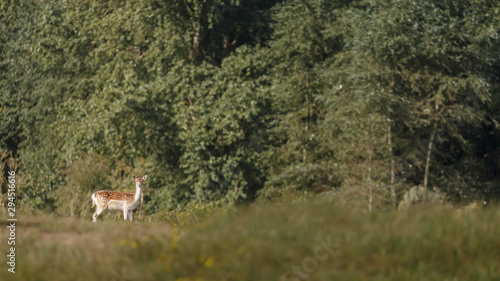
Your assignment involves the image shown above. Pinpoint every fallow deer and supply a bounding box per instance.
[91,175,147,222]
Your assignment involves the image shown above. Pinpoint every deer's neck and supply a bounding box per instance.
[133,185,142,204]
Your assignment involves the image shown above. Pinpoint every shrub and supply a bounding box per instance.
[55,154,112,217]
[152,202,218,228]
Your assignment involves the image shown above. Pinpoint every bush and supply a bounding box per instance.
[55,154,112,217]
[152,202,218,228]
[397,186,448,210]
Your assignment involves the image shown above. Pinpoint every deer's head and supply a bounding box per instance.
[133,175,148,188]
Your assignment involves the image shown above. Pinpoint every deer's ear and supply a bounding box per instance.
[133,175,137,180]
[143,175,148,181]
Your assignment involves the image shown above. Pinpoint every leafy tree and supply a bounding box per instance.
[3,0,500,213]
[5,0,282,212]
[260,0,353,197]
[161,46,273,206]
[341,0,500,199]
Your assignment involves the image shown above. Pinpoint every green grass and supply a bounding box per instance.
[1,201,500,281]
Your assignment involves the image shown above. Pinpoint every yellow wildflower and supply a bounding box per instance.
[204,256,215,268]
[237,245,246,254]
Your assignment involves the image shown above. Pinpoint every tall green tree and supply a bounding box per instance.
[341,0,500,199]
[6,0,282,212]
[260,0,354,197]
[0,1,66,210]
[158,46,273,207]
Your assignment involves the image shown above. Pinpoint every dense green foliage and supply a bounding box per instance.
[1,0,499,214]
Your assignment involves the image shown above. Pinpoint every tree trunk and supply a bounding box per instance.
[388,48,396,208]
[387,123,396,208]
[368,148,373,212]
[423,122,437,191]
[139,191,144,219]
[423,102,439,191]
[187,2,210,64]
[302,90,308,163]
[423,102,440,195]
[190,28,202,63]
[303,73,310,164]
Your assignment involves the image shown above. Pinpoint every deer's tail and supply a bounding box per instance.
[91,193,95,208]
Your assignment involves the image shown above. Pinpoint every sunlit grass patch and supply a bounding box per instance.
[1,201,500,281]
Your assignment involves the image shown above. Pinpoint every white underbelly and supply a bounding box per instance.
[107,200,128,211]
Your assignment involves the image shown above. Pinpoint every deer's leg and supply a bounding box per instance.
[123,209,128,221]
[128,210,133,221]
[93,207,106,223]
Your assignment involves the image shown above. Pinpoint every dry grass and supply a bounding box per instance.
[1,201,500,281]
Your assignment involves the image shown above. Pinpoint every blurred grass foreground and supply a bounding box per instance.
[1,200,500,281]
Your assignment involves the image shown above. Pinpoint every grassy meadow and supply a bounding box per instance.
[1,200,500,281]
